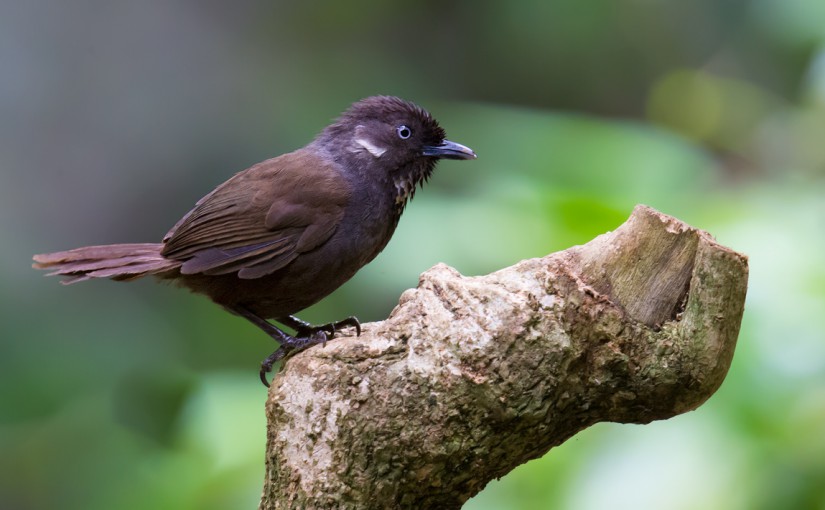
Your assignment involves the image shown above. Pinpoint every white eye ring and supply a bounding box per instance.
[397,125,412,139]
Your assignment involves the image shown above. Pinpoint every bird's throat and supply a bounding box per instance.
[391,160,436,215]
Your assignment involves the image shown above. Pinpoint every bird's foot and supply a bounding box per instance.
[236,310,362,387]
[280,315,362,339]
[259,330,330,387]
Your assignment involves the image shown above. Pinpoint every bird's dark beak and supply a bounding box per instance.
[422,140,477,160]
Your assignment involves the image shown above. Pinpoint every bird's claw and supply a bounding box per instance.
[259,317,361,387]
[259,330,330,387]
[335,316,362,337]
[259,347,288,387]
[294,316,361,339]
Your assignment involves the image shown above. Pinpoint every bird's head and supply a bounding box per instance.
[319,96,476,210]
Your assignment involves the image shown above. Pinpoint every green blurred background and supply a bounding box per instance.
[2,1,824,508]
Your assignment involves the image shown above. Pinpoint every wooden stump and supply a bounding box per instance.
[259,205,748,510]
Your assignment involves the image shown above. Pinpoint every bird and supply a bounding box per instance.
[33,96,477,386]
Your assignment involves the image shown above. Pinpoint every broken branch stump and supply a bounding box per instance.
[259,204,748,509]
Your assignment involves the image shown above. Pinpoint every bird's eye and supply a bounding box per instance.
[396,125,412,139]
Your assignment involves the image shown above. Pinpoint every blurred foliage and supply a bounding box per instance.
[2,0,825,509]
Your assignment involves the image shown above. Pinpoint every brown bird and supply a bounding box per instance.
[33,96,476,385]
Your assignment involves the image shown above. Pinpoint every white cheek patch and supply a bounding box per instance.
[355,136,387,158]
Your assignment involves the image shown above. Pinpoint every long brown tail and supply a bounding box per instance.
[32,243,181,284]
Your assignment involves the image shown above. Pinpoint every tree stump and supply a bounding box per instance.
[259,205,748,509]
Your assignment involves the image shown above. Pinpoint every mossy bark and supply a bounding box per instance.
[259,205,748,509]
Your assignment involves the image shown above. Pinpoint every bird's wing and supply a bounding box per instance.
[161,151,351,279]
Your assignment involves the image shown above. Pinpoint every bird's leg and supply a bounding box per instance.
[229,305,330,387]
[278,315,362,339]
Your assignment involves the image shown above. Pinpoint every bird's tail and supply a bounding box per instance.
[32,243,180,284]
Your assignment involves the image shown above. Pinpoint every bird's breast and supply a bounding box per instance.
[334,183,401,267]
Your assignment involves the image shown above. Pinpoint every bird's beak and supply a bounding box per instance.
[422,140,477,160]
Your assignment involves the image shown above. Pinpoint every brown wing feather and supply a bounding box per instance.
[161,151,350,279]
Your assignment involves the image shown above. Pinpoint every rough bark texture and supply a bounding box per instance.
[259,205,748,510]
